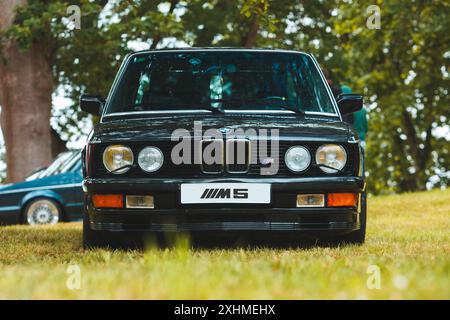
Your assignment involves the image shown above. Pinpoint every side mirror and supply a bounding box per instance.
[336,94,363,115]
[80,95,105,115]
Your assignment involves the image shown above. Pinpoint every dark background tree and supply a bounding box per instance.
[0,0,448,194]
[0,0,109,182]
[331,0,450,193]
[0,0,55,183]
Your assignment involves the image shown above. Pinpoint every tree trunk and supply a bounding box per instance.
[242,17,259,48]
[150,0,179,49]
[241,1,266,48]
[0,0,54,182]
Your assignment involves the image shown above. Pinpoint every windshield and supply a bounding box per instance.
[106,51,335,115]
[31,151,80,180]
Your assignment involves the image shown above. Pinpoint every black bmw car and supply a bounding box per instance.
[80,48,366,247]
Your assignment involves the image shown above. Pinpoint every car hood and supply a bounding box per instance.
[92,114,352,143]
[0,183,13,192]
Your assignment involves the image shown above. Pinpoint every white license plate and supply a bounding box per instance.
[181,183,271,204]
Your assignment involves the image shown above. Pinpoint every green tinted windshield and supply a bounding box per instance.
[106,51,335,114]
[35,151,80,179]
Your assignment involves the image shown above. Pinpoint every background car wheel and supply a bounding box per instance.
[23,198,62,225]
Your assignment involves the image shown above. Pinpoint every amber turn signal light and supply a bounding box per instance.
[328,193,358,207]
[92,194,123,208]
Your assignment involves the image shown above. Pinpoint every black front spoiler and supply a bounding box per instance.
[84,176,364,234]
[87,206,361,234]
[90,220,359,233]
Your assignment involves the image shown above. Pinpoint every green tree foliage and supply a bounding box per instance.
[331,0,449,193]
[1,0,448,193]
[1,0,117,144]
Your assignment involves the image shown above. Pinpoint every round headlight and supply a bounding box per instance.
[103,145,134,174]
[285,146,311,172]
[315,144,347,173]
[138,147,164,173]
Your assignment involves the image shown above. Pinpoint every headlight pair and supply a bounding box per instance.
[285,144,346,173]
[103,145,163,174]
[103,143,345,174]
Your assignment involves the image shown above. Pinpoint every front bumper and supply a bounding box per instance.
[83,176,365,235]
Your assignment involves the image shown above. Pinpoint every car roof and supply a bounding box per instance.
[129,47,310,56]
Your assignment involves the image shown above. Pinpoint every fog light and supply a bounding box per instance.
[126,195,154,209]
[328,193,358,207]
[92,194,123,208]
[297,194,325,207]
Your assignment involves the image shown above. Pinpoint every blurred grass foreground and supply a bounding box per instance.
[0,189,448,299]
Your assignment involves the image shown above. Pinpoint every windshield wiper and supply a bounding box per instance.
[120,96,305,115]
[210,97,305,115]
[121,103,153,112]
[196,103,224,114]
[274,105,305,115]
[121,103,224,114]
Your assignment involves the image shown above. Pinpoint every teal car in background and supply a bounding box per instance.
[0,150,83,225]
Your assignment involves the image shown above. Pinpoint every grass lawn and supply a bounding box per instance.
[0,189,448,299]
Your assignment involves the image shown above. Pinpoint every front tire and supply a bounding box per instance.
[83,213,111,249]
[23,198,62,225]
[83,213,135,249]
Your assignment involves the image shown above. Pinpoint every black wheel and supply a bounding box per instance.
[328,192,367,245]
[83,213,114,249]
[83,213,138,249]
[23,198,62,225]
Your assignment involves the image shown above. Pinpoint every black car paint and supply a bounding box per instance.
[83,114,364,233]
[94,114,350,143]
[82,48,365,241]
